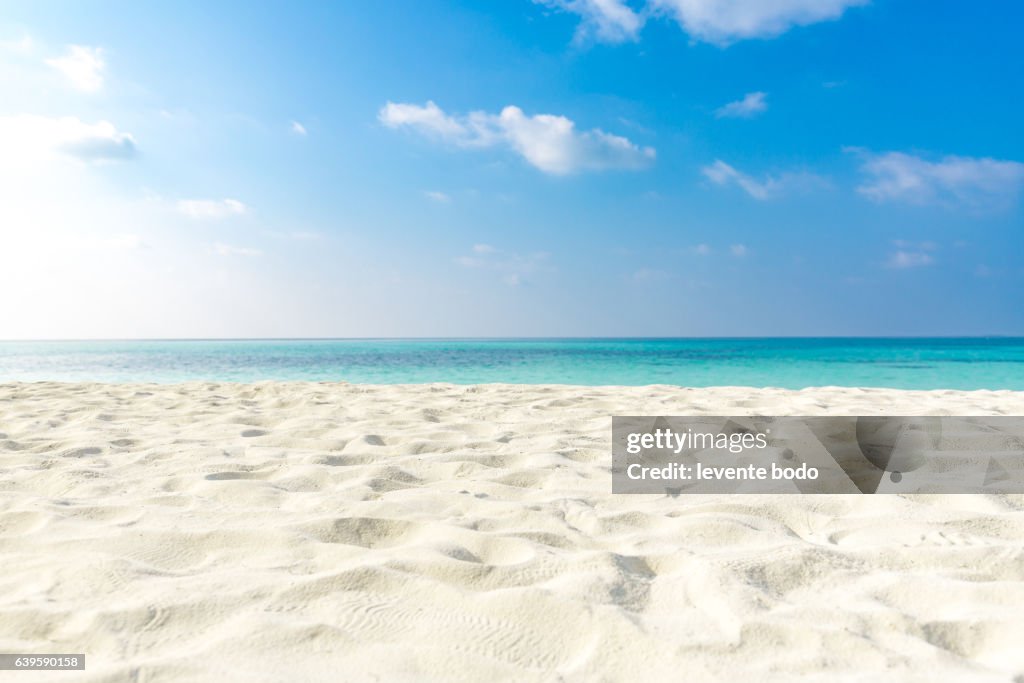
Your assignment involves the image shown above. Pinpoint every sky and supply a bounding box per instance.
[1,0,1022,338]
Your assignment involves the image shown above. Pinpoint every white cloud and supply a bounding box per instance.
[472,243,496,254]
[499,105,655,174]
[290,120,307,135]
[886,251,933,269]
[0,115,136,166]
[57,122,135,162]
[212,242,261,257]
[177,198,248,220]
[715,91,767,118]
[380,101,655,175]
[702,159,825,200]
[424,190,451,203]
[652,0,867,45]
[730,243,748,257]
[545,0,866,46]
[541,0,644,43]
[379,101,471,141]
[690,243,712,256]
[46,45,105,92]
[851,149,1024,209]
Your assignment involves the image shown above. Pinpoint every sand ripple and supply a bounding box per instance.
[1,382,1023,681]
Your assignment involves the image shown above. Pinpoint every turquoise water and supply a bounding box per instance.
[1,339,1022,389]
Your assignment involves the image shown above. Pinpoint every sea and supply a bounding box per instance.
[1,338,1022,389]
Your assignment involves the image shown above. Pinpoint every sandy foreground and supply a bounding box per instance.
[1,382,1023,682]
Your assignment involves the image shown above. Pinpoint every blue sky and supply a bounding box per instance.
[1,0,1021,338]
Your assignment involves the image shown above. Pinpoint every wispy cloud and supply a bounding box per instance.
[46,45,105,92]
[850,149,1024,209]
[886,251,933,269]
[540,0,644,43]
[715,91,767,118]
[702,160,774,199]
[631,267,673,283]
[730,243,749,257]
[424,190,451,203]
[456,244,550,286]
[0,115,136,165]
[702,160,824,200]
[177,198,248,220]
[690,243,712,256]
[544,0,867,46]
[380,100,655,175]
[885,240,936,269]
[290,120,307,135]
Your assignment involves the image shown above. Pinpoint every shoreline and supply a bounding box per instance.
[5,379,1024,392]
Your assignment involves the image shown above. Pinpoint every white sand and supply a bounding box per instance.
[1,382,1023,682]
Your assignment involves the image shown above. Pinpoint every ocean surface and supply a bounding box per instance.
[1,338,1023,389]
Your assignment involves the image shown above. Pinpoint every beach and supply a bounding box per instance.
[2,381,1024,682]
